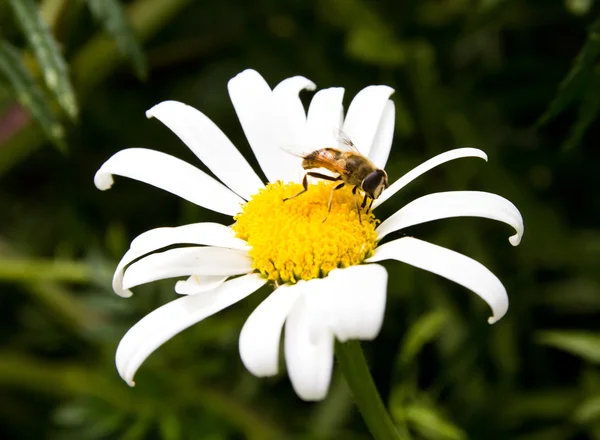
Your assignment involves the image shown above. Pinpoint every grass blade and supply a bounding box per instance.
[397,310,448,369]
[404,402,467,440]
[85,0,148,80]
[536,330,600,364]
[0,41,65,149]
[562,68,600,151]
[538,15,600,126]
[8,0,78,119]
[0,258,90,283]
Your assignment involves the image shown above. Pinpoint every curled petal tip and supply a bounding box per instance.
[470,148,488,162]
[488,316,499,325]
[304,79,317,91]
[145,101,164,118]
[249,367,279,378]
[94,171,113,190]
[174,280,186,295]
[300,395,325,402]
[367,84,395,95]
[509,234,521,246]
[118,368,136,387]
[381,85,395,95]
[228,69,262,86]
[118,290,133,298]
[146,100,179,119]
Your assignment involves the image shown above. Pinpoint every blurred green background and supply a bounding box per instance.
[1,0,600,439]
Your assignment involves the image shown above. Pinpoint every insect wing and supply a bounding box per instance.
[307,148,348,175]
[335,129,361,153]
[278,143,316,160]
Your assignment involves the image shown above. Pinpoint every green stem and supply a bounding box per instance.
[335,340,411,440]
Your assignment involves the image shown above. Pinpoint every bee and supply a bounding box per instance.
[283,131,389,223]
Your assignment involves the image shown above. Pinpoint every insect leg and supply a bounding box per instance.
[323,182,346,223]
[311,172,341,180]
[361,194,369,209]
[283,173,309,201]
[366,197,374,214]
[352,186,362,225]
[283,173,340,202]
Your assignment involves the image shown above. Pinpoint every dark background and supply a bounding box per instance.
[0,0,599,439]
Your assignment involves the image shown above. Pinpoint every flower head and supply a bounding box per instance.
[95,69,523,400]
[233,181,378,283]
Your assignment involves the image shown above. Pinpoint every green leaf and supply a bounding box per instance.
[0,258,90,282]
[502,389,580,421]
[397,310,448,369]
[405,402,467,440]
[320,0,408,68]
[8,0,78,119]
[159,413,181,440]
[346,25,406,66]
[85,0,148,80]
[538,15,600,126]
[536,331,600,364]
[562,68,600,151]
[0,353,133,408]
[573,395,600,424]
[121,411,152,440]
[0,80,13,112]
[566,0,593,16]
[0,41,65,149]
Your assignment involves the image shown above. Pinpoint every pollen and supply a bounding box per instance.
[232,181,378,284]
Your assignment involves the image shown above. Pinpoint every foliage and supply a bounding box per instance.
[0,40,65,149]
[0,0,599,439]
[84,0,148,80]
[7,0,78,120]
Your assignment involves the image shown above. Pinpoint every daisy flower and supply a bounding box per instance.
[95,69,523,401]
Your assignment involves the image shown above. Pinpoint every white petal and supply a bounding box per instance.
[130,223,248,251]
[116,273,266,386]
[239,283,303,377]
[174,275,228,295]
[113,223,249,297]
[229,72,315,183]
[122,247,252,290]
[342,85,395,156]
[227,70,274,177]
[368,100,395,169]
[266,76,316,183]
[376,191,524,246]
[373,147,488,209]
[146,101,264,200]
[367,237,508,324]
[318,264,388,342]
[306,87,344,148]
[94,148,244,216]
[285,284,334,401]
[228,69,306,183]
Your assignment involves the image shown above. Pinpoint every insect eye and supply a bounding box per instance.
[362,170,386,198]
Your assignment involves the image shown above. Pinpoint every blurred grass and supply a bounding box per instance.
[0,0,599,439]
[0,0,192,175]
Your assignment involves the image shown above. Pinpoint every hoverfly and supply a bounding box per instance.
[283,131,389,224]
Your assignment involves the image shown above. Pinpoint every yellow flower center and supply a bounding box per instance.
[232,181,378,284]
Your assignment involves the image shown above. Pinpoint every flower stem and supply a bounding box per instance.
[335,340,410,440]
